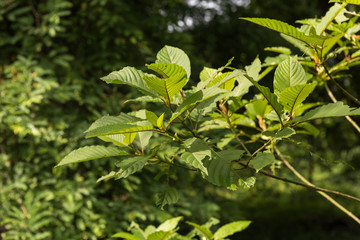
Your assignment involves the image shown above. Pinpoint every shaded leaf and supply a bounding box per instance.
[273,127,296,141]
[155,187,179,210]
[169,87,227,124]
[250,151,275,172]
[244,75,284,125]
[238,177,256,189]
[181,152,208,175]
[113,155,150,180]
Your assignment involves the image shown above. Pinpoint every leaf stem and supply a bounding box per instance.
[224,113,251,155]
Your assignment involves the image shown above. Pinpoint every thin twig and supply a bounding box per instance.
[324,81,360,134]
[237,161,360,204]
[275,147,360,224]
[323,63,360,105]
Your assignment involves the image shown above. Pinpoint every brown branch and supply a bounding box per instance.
[323,63,360,105]
[324,81,360,134]
[275,147,360,224]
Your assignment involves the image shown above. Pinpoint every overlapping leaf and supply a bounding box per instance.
[55,146,128,167]
[186,222,213,240]
[85,114,141,133]
[85,123,153,138]
[329,0,356,5]
[279,83,316,113]
[169,87,228,124]
[240,17,326,47]
[292,101,360,124]
[199,67,217,82]
[143,71,186,102]
[155,187,179,209]
[101,67,158,97]
[244,75,284,125]
[204,150,243,187]
[114,155,150,179]
[250,151,275,172]
[274,57,307,96]
[316,3,347,35]
[156,45,191,80]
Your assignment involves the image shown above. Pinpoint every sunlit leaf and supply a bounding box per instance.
[274,57,307,96]
[156,45,191,80]
[279,83,316,113]
[55,146,128,168]
[213,221,251,240]
[292,102,360,124]
[101,67,158,97]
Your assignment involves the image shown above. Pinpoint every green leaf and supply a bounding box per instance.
[281,34,317,59]
[213,221,251,240]
[148,230,177,240]
[250,151,275,172]
[143,71,187,103]
[207,72,236,91]
[181,152,208,174]
[200,67,217,82]
[182,138,212,174]
[157,217,183,232]
[316,3,347,35]
[329,0,360,4]
[114,155,150,180]
[157,113,165,129]
[322,34,343,58]
[85,114,141,133]
[244,75,284,125]
[85,123,153,138]
[169,87,227,124]
[111,232,144,240]
[238,177,256,189]
[156,45,191,80]
[273,127,296,141]
[155,187,179,210]
[240,17,326,47]
[55,146,128,168]
[292,102,360,124]
[146,110,159,127]
[147,63,187,79]
[274,57,307,96]
[99,133,136,146]
[279,83,317,113]
[245,56,262,80]
[264,47,292,55]
[204,150,244,188]
[186,222,213,240]
[101,67,158,97]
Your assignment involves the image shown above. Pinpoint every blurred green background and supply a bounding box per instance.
[1,0,359,239]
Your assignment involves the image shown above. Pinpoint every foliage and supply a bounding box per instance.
[110,216,251,240]
[58,0,360,229]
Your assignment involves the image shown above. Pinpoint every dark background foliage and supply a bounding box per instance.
[1,0,359,239]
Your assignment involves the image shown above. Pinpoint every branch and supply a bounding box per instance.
[324,81,360,134]
[323,63,360,105]
[275,147,360,224]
